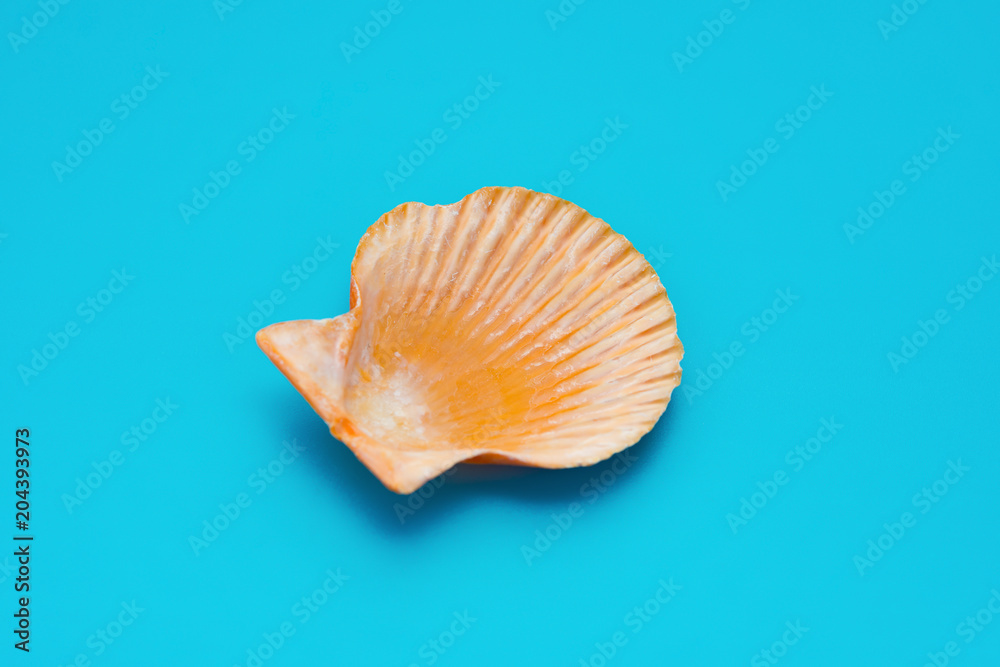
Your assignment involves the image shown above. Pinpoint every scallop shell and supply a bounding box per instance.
[257,186,683,494]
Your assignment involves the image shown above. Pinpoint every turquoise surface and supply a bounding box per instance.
[2,0,998,664]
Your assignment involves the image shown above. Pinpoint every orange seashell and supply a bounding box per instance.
[257,187,683,494]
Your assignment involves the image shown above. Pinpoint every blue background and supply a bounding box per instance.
[2,0,998,665]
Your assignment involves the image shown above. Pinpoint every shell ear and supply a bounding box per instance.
[256,315,360,425]
[258,314,471,494]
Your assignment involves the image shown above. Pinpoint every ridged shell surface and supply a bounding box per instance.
[257,186,683,494]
